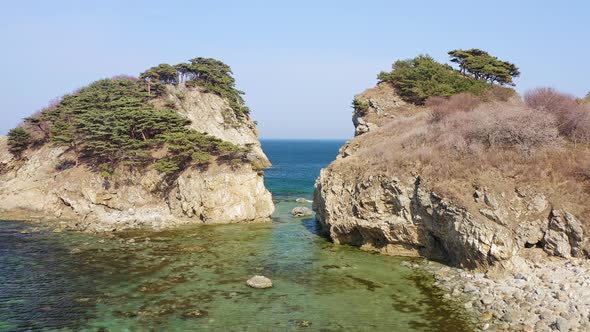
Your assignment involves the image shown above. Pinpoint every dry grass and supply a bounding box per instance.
[427,93,482,122]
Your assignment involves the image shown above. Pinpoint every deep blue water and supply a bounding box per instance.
[261,139,345,199]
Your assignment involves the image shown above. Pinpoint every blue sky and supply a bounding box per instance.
[1,0,588,139]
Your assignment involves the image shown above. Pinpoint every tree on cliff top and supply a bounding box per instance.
[378,55,489,104]
[379,50,519,104]
[139,63,178,85]
[13,76,246,178]
[140,57,250,115]
[448,49,489,76]
[448,49,520,86]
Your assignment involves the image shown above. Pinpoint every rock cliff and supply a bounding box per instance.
[0,86,274,232]
[313,83,587,271]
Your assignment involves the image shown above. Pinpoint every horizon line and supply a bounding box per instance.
[259,137,350,141]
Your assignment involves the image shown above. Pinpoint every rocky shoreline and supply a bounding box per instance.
[408,249,590,332]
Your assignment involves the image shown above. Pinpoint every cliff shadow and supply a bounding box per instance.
[301,217,328,238]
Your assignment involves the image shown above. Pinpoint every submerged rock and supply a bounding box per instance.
[69,247,83,254]
[298,320,312,328]
[246,275,273,289]
[291,207,313,218]
[182,309,207,319]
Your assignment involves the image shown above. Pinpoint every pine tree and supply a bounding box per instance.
[7,127,31,156]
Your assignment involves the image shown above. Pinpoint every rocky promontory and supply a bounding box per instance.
[0,59,274,232]
[313,53,590,330]
[314,83,590,271]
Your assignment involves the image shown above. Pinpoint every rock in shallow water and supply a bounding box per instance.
[182,309,207,319]
[291,207,313,218]
[246,275,273,289]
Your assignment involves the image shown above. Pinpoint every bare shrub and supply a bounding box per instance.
[524,87,577,114]
[525,88,576,129]
[427,93,481,122]
[568,103,590,144]
[525,87,590,144]
[445,102,562,153]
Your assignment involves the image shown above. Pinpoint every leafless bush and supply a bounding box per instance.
[444,102,562,153]
[427,93,481,122]
[524,87,577,114]
[525,87,577,131]
[525,87,590,144]
[568,103,590,145]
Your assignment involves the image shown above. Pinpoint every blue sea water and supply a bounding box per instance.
[0,140,474,331]
[261,139,345,199]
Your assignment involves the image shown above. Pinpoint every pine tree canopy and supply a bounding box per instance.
[7,59,250,178]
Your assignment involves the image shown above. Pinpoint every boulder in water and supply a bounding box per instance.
[291,206,313,218]
[246,275,273,289]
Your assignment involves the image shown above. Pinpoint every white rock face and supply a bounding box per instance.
[163,85,268,163]
[0,87,274,232]
[314,171,519,269]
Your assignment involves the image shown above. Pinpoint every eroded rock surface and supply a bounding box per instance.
[314,172,528,270]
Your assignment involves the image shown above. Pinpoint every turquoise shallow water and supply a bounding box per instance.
[0,140,474,331]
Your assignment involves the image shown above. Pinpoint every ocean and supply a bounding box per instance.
[0,140,473,331]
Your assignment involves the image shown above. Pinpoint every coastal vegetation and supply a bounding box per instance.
[377,49,519,104]
[447,49,520,85]
[6,127,31,156]
[6,58,250,178]
[353,73,590,176]
[140,57,250,116]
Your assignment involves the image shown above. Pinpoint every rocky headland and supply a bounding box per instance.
[0,59,274,232]
[314,55,590,330]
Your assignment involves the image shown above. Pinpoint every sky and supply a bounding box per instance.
[0,0,588,139]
